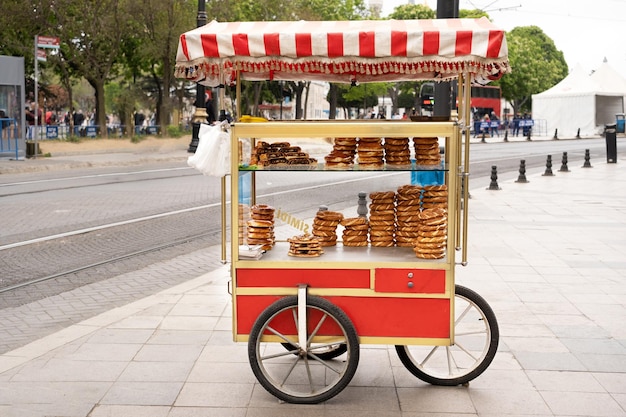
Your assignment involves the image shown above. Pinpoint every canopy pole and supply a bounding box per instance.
[236,71,242,122]
[455,73,464,250]
[461,73,471,265]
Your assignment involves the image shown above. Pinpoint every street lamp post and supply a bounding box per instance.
[187,0,209,153]
[433,0,459,118]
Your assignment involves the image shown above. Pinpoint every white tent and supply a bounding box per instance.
[590,60,626,124]
[532,63,625,137]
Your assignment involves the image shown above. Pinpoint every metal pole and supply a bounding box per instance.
[33,35,39,158]
[187,0,208,153]
[433,0,459,118]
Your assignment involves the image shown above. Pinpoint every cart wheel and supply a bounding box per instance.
[395,285,499,386]
[248,295,359,404]
[280,342,348,360]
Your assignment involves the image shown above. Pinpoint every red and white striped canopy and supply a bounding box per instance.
[175,18,509,86]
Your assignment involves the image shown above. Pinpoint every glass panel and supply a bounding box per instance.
[0,85,22,146]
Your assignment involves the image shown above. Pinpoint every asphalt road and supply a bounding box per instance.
[0,137,613,305]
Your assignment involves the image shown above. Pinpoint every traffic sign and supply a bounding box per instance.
[37,36,60,49]
[36,49,47,62]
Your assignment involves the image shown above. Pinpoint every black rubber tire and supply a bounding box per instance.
[395,285,499,386]
[248,295,359,404]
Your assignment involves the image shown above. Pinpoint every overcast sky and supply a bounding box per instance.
[380,0,626,79]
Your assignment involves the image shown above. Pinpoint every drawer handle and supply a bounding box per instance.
[407,282,414,289]
[407,272,414,279]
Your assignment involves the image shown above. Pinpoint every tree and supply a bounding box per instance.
[47,0,130,134]
[498,26,568,115]
[333,83,382,118]
[458,9,489,19]
[211,0,369,119]
[387,3,435,20]
[124,0,195,134]
[382,4,436,116]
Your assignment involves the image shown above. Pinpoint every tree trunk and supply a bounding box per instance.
[88,78,108,137]
[157,57,171,136]
[253,83,263,116]
[293,82,305,119]
[328,84,338,120]
[303,81,310,119]
[387,85,399,115]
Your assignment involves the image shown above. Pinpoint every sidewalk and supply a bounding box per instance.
[0,137,190,174]
[1,152,625,416]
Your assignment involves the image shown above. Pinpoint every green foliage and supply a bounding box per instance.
[0,0,567,125]
[216,0,369,22]
[397,91,417,109]
[334,83,379,116]
[458,9,489,19]
[498,26,568,113]
[166,124,185,138]
[67,135,82,143]
[388,4,435,20]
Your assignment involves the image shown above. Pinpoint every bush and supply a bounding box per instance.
[166,125,185,138]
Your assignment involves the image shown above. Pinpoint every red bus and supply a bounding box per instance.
[418,82,502,119]
[469,85,501,119]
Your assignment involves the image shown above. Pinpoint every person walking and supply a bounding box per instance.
[489,111,499,137]
[512,113,521,137]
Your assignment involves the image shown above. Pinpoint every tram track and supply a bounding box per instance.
[0,167,198,198]
[0,205,224,304]
[0,230,218,295]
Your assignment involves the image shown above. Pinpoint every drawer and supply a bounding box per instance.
[236,295,450,339]
[375,268,445,293]
[237,268,370,289]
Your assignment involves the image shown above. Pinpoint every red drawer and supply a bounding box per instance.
[375,268,445,293]
[236,295,450,339]
[237,268,370,289]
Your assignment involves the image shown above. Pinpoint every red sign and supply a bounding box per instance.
[37,36,60,48]
[36,49,47,61]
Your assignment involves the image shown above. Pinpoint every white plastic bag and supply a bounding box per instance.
[187,123,231,177]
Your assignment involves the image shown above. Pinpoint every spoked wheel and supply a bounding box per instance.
[248,295,359,404]
[395,285,499,386]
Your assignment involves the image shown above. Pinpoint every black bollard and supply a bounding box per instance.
[558,152,570,172]
[481,130,486,143]
[487,165,501,190]
[515,159,529,183]
[582,149,593,168]
[576,128,581,139]
[542,155,554,176]
[526,128,532,141]
[503,129,509,142]
[553,129,558,139]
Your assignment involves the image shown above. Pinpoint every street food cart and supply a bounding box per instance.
[176,18,510,404]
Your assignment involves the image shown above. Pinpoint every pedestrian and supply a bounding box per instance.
[74,110,85,136]
[489,111,499,137]
[473,114,481,138]
[482,114,490,137]
[522,113,531,136]
[206,100,216,124]
[0,109,10,139]
[218,109,233,123]
[512,113,520,137]
[134,111,145,134]
[25,105,36,139]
